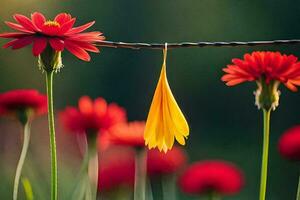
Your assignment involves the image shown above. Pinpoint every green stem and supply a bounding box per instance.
[259,109,271,200]
[85,144,98,200]
[70,149,89,200]
[70,135,98,200]
[46,71,58,200]
[162,174,177,200]
[296,174,300,200]
[208,192,221,200]
[70,150,89,200]
[13,121,31,200]
[134,149,146,200]
[150,176,163,200]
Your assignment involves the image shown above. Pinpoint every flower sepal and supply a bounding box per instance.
[255,78,280,111]
[38,45,63,73]
[16,108,33,125]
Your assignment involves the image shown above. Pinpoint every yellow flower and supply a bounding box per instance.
[144,44,189,152]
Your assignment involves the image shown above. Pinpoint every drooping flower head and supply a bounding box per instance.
[278,125,300,161]
[59,96,126,135]
[0,89,47,123]
[147,146,187,176]
[0,12,105,71]
[178,160,244,197]
[104,121,145,148]
[98,147,135,192]
[221,51,300,110]
[144,44,189,152]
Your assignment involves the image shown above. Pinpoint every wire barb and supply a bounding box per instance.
[95,40,300,50]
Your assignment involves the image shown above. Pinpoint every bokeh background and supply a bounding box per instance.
[1,0,300,199]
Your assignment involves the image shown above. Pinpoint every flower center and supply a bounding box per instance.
[43,20,60,27]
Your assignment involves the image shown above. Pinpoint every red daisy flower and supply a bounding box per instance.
[178,160,244,196]
[104,121,145,148]
[0,12,105,61]
[98,147,135,191]
[221,51,300,91]
[0,89,47,119]
[278,125,300,161]
[59,96,126,134]
[147,146,187,176]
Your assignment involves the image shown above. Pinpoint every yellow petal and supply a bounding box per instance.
[144,45,189,152]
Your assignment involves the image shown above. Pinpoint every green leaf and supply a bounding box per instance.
[22,178,34,200]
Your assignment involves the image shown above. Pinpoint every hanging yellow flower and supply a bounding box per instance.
[144,44,189,152]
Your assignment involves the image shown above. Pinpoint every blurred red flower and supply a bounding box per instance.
[98,147,135,191]
[59,96,126,134]
[104,121,145,147]
[178,160,244,196]
[147,146,187,176]
[221,51,300,91]
[0,89,47,118]
[278,125,300,161]
[0,12,105,61]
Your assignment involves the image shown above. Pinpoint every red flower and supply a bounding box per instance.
[59,96,126,134]
[147,146,187,176]
[0,12,105,61]
[221,51,300,91]
[0,89,47,118]
[178,160,244,196]
[104,121,145,147]
[278,125,300,161]
[98,147,135,191]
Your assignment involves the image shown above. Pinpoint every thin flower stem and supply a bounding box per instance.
[208,192,221,200]
[296,174,300,200]
[87,134,98,200]
[259,109,271,200]
[134,149,146,200]
[85,150,98,200]
[162,174,177,200]
[70,149,89,200]
[70,135,98,200]
[150,176,163,200]
[13,121,31,200]
[46,71,58,200]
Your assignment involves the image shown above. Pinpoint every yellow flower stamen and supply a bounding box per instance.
[43,20,60,27]
[144,44,189,153]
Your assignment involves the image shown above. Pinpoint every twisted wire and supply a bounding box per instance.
[95,40,300,50]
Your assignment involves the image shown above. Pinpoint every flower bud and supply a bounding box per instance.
[38,45,63,73]
[254,78,280,111]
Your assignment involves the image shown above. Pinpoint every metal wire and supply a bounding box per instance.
[95,40,300,50]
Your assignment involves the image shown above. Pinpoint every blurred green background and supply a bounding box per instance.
[1,0,300,199]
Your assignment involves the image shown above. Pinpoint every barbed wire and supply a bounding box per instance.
[95,40,300,50]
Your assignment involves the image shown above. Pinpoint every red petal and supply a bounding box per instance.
[14,14,37,32]
[40,25,60,36]
[66,21,95,35]
[80,43,99,53]
[70,41,99,52]
[226,78,247,86]
[54,13,71,25]
[3,39,19,48]
[79,96,93,114]
[68,32,105,42]
[284,80,298,92]
[0,32,31,38]
[31,12,46,30]
[59,18,76,34]
[11,36,34,49]
[65,40,91,61]
[5,21,33,33]
[94,98,107,116]
[32,37,47,56]
[49,38,65,51]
